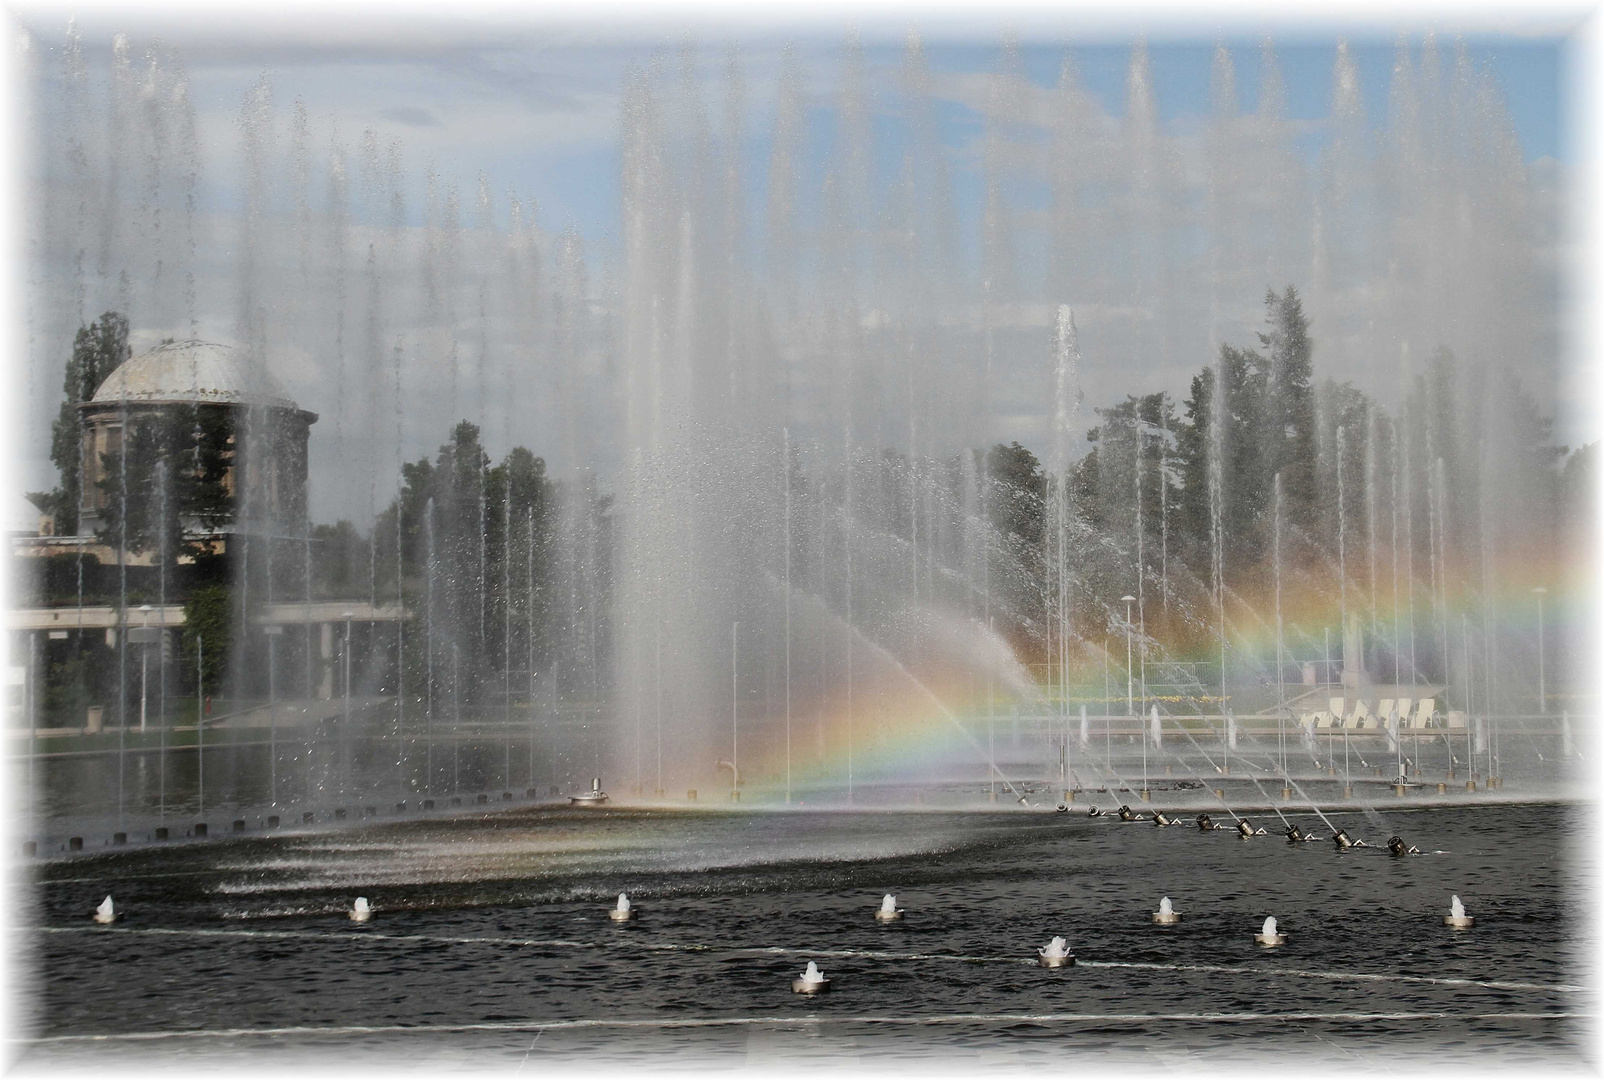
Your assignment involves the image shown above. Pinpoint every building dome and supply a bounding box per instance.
[90,339,299,410]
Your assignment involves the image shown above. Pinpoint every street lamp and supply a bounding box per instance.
[1532,587,1547,716]
[265,623,283,807]
[342,611,355,729]
[731,620,740,803]
[1122,596,1136,717]
[138,605,152,733]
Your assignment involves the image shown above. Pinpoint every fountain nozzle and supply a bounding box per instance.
[1254,916,1286,946]
[874,894,904,922]
[1152,896,1181,925]
[1443,895,1474,929]
[349,897,372,922]
[792,961,831,994]
[569,777,610,807]
[610,892,636,921]
[92,895,122,924]
[1038,936,1075,967]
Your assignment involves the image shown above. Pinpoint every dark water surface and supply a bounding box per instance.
[15,802,1591,1071]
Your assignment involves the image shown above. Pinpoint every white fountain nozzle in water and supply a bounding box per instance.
[1444,895,1474,929]
[610,892,636,921]
[792,960,831,994]
[1153,896,1181,925]
[349,897,372,922]
[93,895,121,924]
[875,893,904,922]
[1038,936,1075,967]
[1254,916,1286,946]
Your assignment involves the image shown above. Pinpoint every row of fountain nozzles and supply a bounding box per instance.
[93,889,1472,930]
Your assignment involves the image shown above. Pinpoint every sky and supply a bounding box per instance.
[17,10,1570,240]
[0,2,1594,529]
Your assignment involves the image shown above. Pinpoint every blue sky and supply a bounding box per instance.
[6,10,1587,519]
[26,17,1566,241]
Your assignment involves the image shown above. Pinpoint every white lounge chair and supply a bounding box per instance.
[1395,698,1413,731]
[1409,698,1435,730]
[1314,710,1334,730]
[1354,702,1378,730]
[1377,698,1396,729]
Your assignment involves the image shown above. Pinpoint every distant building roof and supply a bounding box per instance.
[90,339,300,410]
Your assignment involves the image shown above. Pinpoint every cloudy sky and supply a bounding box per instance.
[3,2,1591,528]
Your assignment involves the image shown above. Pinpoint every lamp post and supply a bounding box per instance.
[197,635,205,821]
[265,624,283,806]
[340,610,353,806]
[1532,586,1547,717]
[138,605,152,733]
[342,611,354,729]
[1122,596,1136,717]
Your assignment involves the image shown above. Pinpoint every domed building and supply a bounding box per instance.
[74,339,318,550]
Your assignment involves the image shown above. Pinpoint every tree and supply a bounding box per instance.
[1260,286,1316,535]
[29,312,131,535]
[181,583,232,694]
[93,404,235,564]
[984,442,1044,547]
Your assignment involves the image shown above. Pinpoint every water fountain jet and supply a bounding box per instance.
[349,897,372,922]
[874,894,904,922]
[1443,895,1474,928]
[1152,897,1180,925]
[92,896,122,924]
[610,892,635,921]
[1038,936,1075,967]
[792,960,831,994]
[1254,916,1285,946]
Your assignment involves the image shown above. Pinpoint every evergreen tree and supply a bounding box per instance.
[1260,286,1316,537]
[28,312,130,535]
[984,442,1044,547]
[93,404,235,564]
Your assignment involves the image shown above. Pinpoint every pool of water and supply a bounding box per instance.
[15,801,1590,1070]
